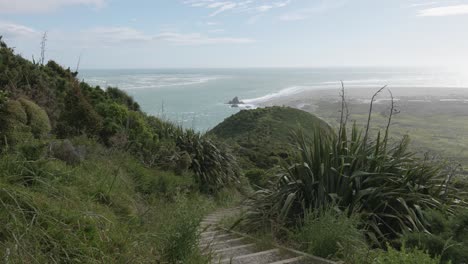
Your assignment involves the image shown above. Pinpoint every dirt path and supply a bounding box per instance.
[199,208,336,264]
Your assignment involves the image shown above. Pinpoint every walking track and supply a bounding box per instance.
[199,208,337,264]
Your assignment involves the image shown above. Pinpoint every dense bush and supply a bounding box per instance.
[18,98,51,138]
[0,98,51,152]
[245,168,270,189]
[0,99,32,146]
[402,209,468,263]
[49,139,85,165]
[106,87,140,111]
[177,131,242,194]
[371,244,441,264]
[240,88,462,254]
[57,85,103,137]
[292,207,367,259]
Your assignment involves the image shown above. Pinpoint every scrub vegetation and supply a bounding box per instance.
[215,88,467,263]
[1,35,467,263]
[0,37,241,263]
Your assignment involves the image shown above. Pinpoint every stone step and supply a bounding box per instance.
[215,248,288,264]
[268,256,307,264]
[199,233,234,244]
[199,208,326,264]
[201,230,221,237]
[213,243,257,260]
[201,237,247,251]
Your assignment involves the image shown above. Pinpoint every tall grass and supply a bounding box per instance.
[292,207,367,259]
[241,86,460,244]
[0,139,213,263]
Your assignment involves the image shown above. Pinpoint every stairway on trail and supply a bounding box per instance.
[198,208,336,264]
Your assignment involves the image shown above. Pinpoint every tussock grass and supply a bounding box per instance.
[292,207,367,260]
[0,139,213,263]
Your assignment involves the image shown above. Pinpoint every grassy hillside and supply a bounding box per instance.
[0,37,242,263]
[0,140,213,263]
[209,106,332,174]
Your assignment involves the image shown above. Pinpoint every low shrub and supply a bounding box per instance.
[0,99,34,147]
[18,98,51,139]
[402,209,468,263]
[245,168,269,189]
[371,244,442,264]
[176,131,241,194]
[49,139,85,165]
[17,138,48,160]
[292,207,367,259]
[149,195,211,263]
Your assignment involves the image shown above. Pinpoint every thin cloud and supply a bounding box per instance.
[86,27,153,43]
[0,0,106,13]
[83,26,254,46]
[0,21,40,38]
[279,0,347,21]
[155,32,255,45]
[409,2,439,8]
[208,29,226,33]
[418,4,468,16]
[183,0,292,17]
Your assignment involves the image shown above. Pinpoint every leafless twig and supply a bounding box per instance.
[363,85,387,146]
[40,31,48,65]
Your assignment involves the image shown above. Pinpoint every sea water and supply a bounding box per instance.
[79,68,468,132]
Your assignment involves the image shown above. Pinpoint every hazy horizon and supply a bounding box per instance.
[1,0,468,72]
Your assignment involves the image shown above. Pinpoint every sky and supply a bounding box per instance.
[1,0,468,70]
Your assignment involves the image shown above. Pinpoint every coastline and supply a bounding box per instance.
[249,86,468,112]
[240,86,468,172]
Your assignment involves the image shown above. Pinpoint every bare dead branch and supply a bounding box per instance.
[40,31,48,66]
[363,85,387,146]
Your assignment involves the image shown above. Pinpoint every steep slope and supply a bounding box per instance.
[0,37,240,263]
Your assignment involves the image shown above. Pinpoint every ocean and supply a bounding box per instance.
[79,68,468,131]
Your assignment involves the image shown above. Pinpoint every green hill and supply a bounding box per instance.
[0,37,240,263]
[209,106,332,170]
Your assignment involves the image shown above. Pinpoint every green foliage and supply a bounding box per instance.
[402,209,468,263]
[57,85,103,137]
[372,244,442,264]
[0,90,8,106]
[106,87,140,111]
[243,123,459,244]
[127,158,195,198]
[0,142,212,263]
[97,101,129,140]
[0,99,32,147]
[0,38,226,264]
[177,130,242,194]
[245,168,270,189]
[210,106,332,170]
[0,98,50,152]
[46,60,77,79]
[150,195,210,263]
[1,39,239,196]
[292,207,368,259]
[18,98,51,138]
[49,139,85,165]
